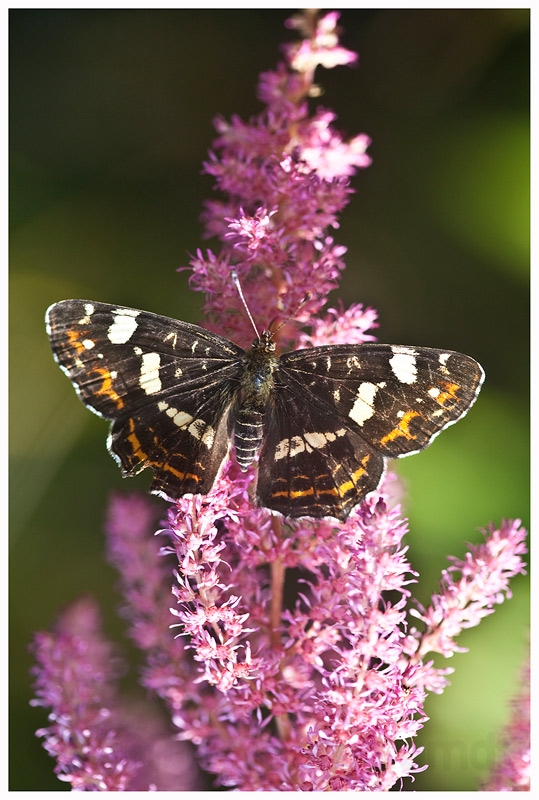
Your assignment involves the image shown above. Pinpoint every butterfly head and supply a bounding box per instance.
[252,330,277,354]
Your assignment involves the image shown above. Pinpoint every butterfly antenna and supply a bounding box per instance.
[270,291,312,336]
[231,269,260,339]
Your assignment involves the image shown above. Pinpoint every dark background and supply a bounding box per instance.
[10,8,529,791]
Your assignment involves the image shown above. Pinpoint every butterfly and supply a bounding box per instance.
[45,299,484,520]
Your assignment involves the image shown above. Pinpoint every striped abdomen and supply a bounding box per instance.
[233,406,265,470]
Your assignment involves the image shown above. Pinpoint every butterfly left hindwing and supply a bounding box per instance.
[46,299,484,519]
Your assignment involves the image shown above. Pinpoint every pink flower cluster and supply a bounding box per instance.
[189,12,371,349]
[482,658,530,791]
[33,489,526,790]
[31,10,528,791]
[30,597,197,791]
[406,520,528,668]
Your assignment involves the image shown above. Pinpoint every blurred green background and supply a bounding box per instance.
[9,9,529,791]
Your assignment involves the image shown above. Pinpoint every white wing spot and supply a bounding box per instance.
[275,436,305,460]
[162,406,215,448]
[82,339,95,350]
[79,303,95,325]
[390,347,417,384]
[305,429,347,449]
[304,432,328,450]
[188,419,215,448]
[349,382,378,426]
[289,436,306,457]
[428,387,440,399]
[107,309,140,344]
[274,440,288,460]
[438,352,451,375]
[169,409,192,426]
[275,429,347,460]
[139,352,162,395]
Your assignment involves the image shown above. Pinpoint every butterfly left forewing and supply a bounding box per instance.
[46,299,244,498]
[46,300,244,416]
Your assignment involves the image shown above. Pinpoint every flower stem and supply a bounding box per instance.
[269,521,285,647]
[268,518,292,741]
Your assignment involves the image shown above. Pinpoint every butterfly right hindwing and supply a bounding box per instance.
[258,383,386,519]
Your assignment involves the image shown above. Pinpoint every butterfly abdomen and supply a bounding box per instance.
[233,406,265,470]
[233,332,278,470]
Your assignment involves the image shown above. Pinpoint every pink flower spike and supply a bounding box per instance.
[187,11,371,343]
[285,11,358,73]
[30,597,197,790]
[409,520,527,663]
[482,657,530,791]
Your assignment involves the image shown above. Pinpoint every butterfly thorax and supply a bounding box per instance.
[233,330,279,471]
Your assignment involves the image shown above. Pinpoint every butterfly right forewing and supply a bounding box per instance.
[279,343,484,459]
[254,342,483,518]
